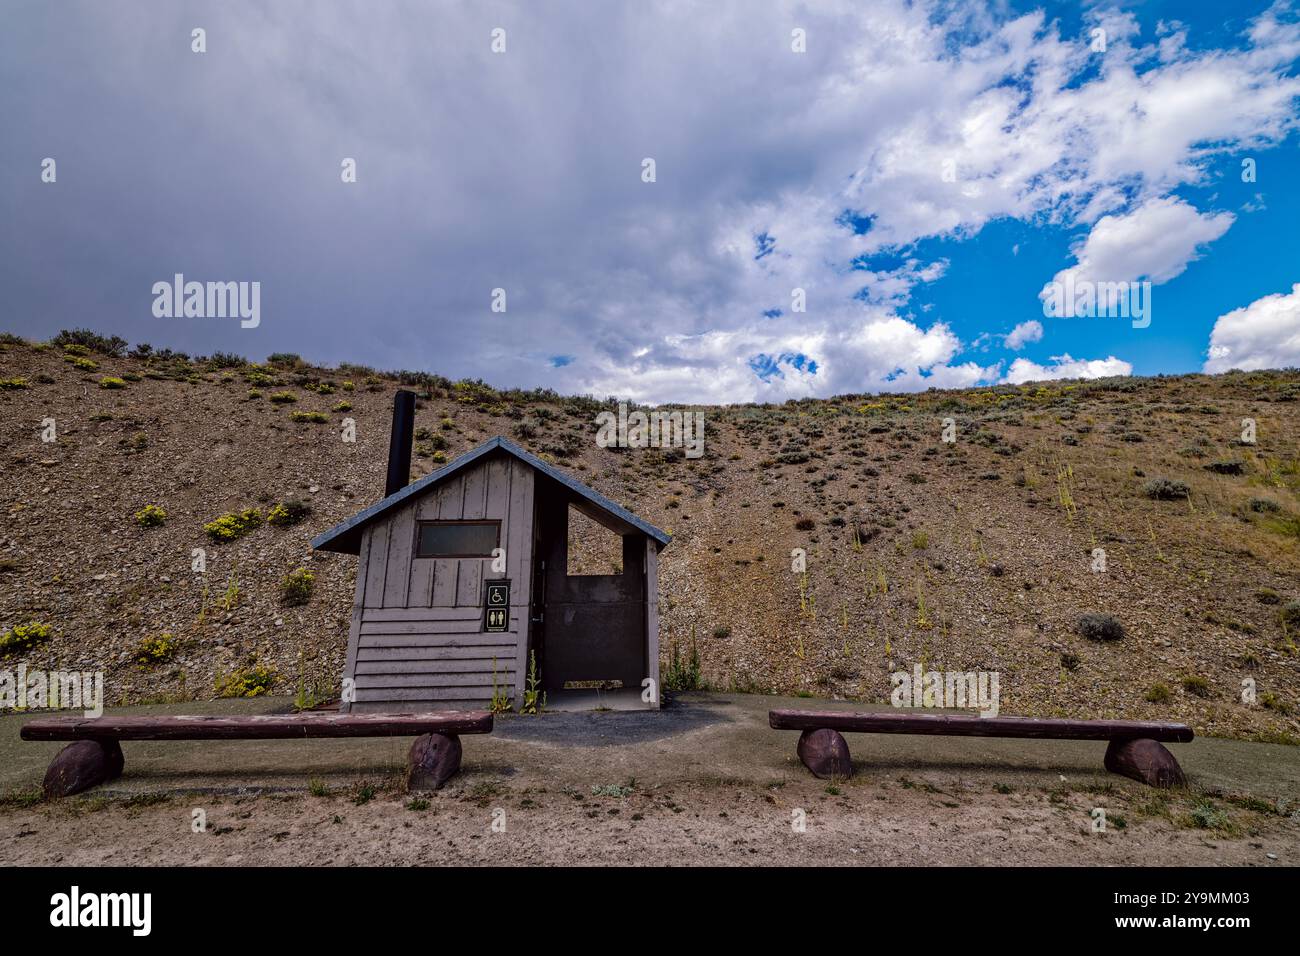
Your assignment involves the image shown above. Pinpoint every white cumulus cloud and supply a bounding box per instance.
[1042,197,1235,301]
[1204,283,1300,373]
[1003,354,1133,384]
[1004,320,1043,350]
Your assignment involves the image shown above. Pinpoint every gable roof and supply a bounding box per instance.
[311,435,671,554]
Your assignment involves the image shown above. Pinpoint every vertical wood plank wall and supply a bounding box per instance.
[343,454,534,712]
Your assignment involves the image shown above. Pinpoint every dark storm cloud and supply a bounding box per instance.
[5,2,1298,402]
[1,0,827,397]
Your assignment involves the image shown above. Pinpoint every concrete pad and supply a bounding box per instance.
[544,688,650,712]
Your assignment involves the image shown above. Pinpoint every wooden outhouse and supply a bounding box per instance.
[312,402,670,713]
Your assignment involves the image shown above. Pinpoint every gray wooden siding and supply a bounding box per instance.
[342,454,534,712]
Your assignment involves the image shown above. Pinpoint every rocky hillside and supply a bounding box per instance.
[2,330,1299,743]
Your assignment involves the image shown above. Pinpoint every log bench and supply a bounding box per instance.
[769,710,1194,788]
[20,711,493,798]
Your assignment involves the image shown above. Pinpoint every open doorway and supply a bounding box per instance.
[530,482,649,710]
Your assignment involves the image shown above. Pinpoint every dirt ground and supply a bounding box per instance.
[1,693,1298,866]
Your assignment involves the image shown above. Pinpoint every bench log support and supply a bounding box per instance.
[44,740,124,798]
[797,729,853,779]
[407,733,463,791]
[1104,738,1186,789]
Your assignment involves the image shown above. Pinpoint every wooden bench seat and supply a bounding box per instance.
[22,711,493,798]
[769,709,1193,788]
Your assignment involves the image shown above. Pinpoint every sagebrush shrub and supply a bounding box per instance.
[134,504,166,528]
[267,499,312,527]
[280,567,315,606]
[1077,612,1124,642]
[1144,682,1172,703]
[215,664,276,698]
[204,508,263,541]
[134,633,177,667]
[0,621,52,656]
[53,328,127,356]
[1144,477,1190,500]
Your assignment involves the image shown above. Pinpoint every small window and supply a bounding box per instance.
[415,521,500,558]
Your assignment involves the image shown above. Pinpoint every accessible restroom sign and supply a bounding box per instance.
[483,580,510,632]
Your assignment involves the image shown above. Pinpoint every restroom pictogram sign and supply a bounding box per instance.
[484,580,510,632]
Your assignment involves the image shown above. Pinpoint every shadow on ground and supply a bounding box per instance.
[492,693,730,745]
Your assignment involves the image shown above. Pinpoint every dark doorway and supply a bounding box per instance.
[530,481,646,697]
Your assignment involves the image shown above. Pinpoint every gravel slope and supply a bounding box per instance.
[2,336,1299,743]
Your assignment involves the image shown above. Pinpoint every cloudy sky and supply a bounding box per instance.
[3,0,1300,404]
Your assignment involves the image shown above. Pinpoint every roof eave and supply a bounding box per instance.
[310,435,671,553]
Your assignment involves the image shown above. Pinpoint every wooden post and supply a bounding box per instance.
[644,537,660,709]
[340,529,371,714]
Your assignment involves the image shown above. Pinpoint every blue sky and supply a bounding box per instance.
[891,0,1300,383]
[2,0,1299,403]
[901,164,1300,380]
